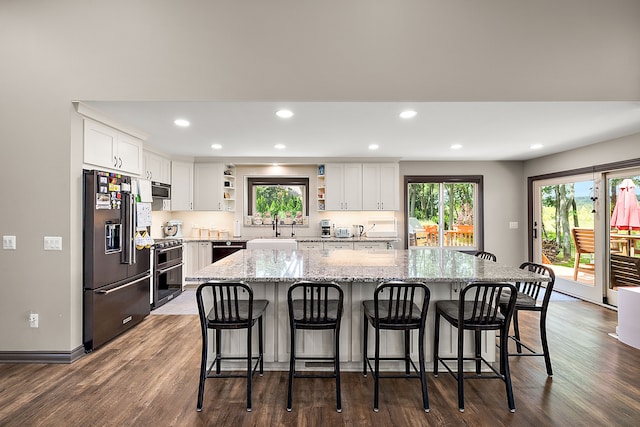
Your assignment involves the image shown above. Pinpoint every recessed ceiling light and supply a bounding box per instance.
[450,144,463,150]
[276,109,294,119]
[368,144,379,150]
[399,110,417,119]
[211,143,222,150]
[174,118,190,127]
[530,143,544,150]
[274,143,286,150]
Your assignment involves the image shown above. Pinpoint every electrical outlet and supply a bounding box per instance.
[29,313,39,328]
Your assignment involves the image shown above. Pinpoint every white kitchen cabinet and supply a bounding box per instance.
[171,161,194,211]
[83,119,143,175]
[194,163,235,211]
[184,241,213,278]
[353,241,389,250]
[143,150,171,184]
[297,242,323,250]
[324,163,362,211]
[323,241,354,250]
[362,163,399,211]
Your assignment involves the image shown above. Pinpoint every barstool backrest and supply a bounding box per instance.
[373,281,430,328]
[475,251,497,261]
[516,262,556,307]
[288,281,343,325]
[460,282,517,328]
[196,281,255,327]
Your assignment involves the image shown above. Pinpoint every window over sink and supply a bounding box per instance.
[247,177,309,224]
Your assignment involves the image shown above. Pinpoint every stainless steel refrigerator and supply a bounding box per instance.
[83,169,151,351]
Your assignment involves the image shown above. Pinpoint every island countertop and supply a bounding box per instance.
[186,248,549,283]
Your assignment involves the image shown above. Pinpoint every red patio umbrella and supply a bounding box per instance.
[611,178,640,231]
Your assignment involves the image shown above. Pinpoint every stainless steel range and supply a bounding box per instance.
[152,239,183,309]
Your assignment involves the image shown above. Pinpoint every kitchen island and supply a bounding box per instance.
[187,248,549,371]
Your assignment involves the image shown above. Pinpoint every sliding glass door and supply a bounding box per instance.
[605,169,640,306]
[532,174,603,302]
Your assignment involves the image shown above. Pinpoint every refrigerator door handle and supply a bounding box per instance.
[131,194,137,265]
[96,274,151,295]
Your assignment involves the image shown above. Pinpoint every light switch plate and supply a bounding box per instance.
[3,235,16,250]
[509,222,519,229]
[44,236,63,251]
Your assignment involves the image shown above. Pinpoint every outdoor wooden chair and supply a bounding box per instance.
[571,228,595,280]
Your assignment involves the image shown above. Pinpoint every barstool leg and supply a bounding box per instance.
[540,311,553,376]
[335,327,342,413]
[513,310,522,353]
[474,330,482,374]
[215,329,222,374]
[197,328,208,411]
[258,316,264,375]
[418,324,429,412]
[287,327,295,411]
[374,327,380,412]
[433,313,441,376]
[404,329,411,376]
[457,323,465,412]
[246,323,252,412]
[362,313,368,377]
[501,326,516,412]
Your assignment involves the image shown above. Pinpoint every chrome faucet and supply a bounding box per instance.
[290,221,296,237]
[273,215,280,237]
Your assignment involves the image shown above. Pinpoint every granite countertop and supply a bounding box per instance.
[186,248,550,283]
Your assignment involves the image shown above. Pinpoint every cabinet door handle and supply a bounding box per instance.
[118,157,123,168]
[113,156,118,167]
[381,202,384,210]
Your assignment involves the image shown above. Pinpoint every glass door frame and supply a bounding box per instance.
[528,158,640,306]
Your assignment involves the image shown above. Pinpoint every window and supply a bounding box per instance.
[405,175,483,251]
[247,177,309,219]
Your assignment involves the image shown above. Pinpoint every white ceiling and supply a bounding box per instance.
[85,101,640,162]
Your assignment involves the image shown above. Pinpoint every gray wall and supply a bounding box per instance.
[1,1,639,354]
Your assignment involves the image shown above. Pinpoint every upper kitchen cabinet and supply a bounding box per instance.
[83,119,143,175]
[362,163,399,211]
[143,150,171,184]
[171,161,194,211]
[324,163,362,211]
[193,163,235,211]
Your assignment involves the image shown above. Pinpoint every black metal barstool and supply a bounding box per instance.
[475,251,497,261]
[433,282,518,412]
[499,262,556,376]
[287,281,344,412]
[362,281,430,412]
[196,281,269,412]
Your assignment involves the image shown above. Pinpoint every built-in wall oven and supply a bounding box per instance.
[212,240,246,263]
[152,239,183,309]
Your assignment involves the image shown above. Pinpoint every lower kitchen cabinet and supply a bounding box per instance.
[323,241,354,250]
[353,241,389,250]
[297,242,323,250]
[184,242,212,279]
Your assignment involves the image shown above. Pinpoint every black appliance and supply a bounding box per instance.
[152,239,183,309]
[151,181,171,199]
[212,240,246,263]
[83,169,151,352]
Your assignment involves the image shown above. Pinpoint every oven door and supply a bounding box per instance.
[153,262,183,309]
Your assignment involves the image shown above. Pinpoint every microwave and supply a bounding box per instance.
[151,182,171,199]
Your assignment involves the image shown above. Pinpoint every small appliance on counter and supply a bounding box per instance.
[321,219,331,238]
[163,220,183,238]
[335,227,352,238]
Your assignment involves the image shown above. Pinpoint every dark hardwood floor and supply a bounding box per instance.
[2,298,640,426]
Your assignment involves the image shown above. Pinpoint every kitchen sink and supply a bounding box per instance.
[246,238,298,250]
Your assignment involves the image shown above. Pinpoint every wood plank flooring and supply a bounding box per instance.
[2,299,640,426]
